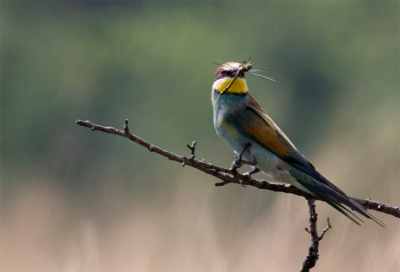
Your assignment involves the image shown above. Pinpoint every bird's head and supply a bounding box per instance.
[212,60,275,95]
[212,61,252,95]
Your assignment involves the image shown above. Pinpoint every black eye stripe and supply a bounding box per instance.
[214,68,243,82]
[214,71,228,81]
[221,70,234,76]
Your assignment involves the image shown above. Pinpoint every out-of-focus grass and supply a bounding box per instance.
[1,2,399,271]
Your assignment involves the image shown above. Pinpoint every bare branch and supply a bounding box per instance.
[350,196,400,218]
[75,119,400,219]
[301,199,320,272]
[301,200,332,272]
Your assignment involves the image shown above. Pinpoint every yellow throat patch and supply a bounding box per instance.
[213,77,248,94]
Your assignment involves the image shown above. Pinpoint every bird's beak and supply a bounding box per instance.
[220,60,252,95]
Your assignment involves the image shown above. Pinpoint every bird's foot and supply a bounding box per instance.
[242,166,260,184]
[230,158,242,172]
[240,159,254,165]
[230,142,252,173]
[243,166,260,179]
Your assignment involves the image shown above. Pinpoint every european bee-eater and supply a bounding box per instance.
[211,60,383,226]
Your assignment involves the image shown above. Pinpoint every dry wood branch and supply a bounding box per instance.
[301,199,332,272]
[75,119,400,219]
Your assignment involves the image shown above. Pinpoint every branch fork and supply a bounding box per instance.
[301,199,332,272]
[182,141,197,166]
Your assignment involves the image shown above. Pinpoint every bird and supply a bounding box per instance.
[211,59,384,226]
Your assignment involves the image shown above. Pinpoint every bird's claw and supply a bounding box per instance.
[242,173,253,183]
[243,166,260,177]
[230,142,252,173]
[230,158,242,172]
[242,166,260,183]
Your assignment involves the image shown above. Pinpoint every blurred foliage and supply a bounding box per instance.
[1,2,399,271]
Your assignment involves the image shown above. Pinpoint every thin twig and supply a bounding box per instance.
[186,141,196,160]
[75,119,400,219]
[319,218,332,241]
[182,142,196,167]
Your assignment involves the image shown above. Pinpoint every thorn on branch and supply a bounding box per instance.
[124,119,130,134]
[182,157,187,167]
[215,181,229,187]
[186,141,196,160]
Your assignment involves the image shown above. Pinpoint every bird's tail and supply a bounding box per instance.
[296,175,385,227]
[326,190,385,227]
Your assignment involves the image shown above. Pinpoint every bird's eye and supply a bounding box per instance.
[221,70,227,76]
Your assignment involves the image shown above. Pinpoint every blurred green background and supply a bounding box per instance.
[2,2,399,271]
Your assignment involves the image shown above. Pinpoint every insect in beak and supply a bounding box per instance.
[220,59,253,94]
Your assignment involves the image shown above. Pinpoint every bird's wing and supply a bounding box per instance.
[242,93,318,178]
[247,94,298,150]
[231,94,385,226]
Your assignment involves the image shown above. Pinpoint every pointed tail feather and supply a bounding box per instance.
[297,178,386,227]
